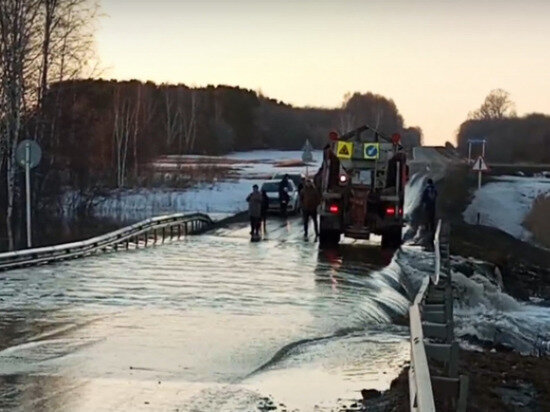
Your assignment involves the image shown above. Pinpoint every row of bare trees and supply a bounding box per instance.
[0,0,97,250]
[36,80,424,197]
[111,83,198,188]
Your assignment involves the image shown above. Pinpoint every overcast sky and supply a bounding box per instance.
[97,0,550,145]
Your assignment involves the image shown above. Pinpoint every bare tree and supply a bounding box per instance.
[0,0,43,250]
[0,0,98,249]
[338,92,355,132]
[182,89,197,154]
[468,89,516,120]
[113,85,141,188]
[163,87,182,150]
[132,83,141,179]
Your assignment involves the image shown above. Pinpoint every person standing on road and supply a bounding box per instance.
[260,189,269,233]
[300,179,321,240]
[278,174,291,218]
[246,184,262,237]
[422,178,438,243]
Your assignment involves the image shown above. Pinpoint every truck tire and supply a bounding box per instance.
[381,226,402,248]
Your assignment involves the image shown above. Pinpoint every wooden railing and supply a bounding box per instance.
[0,213,213,272]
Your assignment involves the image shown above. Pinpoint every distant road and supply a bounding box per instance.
[409,146,458,180]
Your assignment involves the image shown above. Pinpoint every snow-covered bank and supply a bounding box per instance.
[84,180,264,221]
[61,150,322,220]
[463,175,550,243]
[227,149,322,178]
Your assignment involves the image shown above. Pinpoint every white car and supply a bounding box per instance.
[261,180,300,214]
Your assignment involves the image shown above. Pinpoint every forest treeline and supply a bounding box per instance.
[456,90,550,163]
[457,115,550,163]
[38,79,422,189]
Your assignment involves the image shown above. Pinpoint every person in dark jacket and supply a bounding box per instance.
[260,189,269,233]
[300,179,321,239]
[246,185,262,237]
[421,178,438,243]
[278,175,291,218]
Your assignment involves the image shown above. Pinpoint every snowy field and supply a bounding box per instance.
[73,150,322,221]
[463,175,550,244]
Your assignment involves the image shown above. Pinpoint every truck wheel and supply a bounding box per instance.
[382,226,402,248]
[319,230,340,248]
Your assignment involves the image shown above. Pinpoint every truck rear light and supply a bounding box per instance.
[399,208,403,215]
[338,174,348,185]
[386,206,396,216]
[329,204,339,214]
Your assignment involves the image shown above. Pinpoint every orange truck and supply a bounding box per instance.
[318,125,408,248]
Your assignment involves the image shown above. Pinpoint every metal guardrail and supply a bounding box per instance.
[408,220,468,411]
[409,275,435,411]
[0,213,213,272]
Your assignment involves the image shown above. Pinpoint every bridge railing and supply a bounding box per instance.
[408,220,468,412]
[0,213,213,272]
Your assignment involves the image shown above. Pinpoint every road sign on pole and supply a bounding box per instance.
[302,139,313,176]
[472,156,488,190]
[467,138,487,164]
[472,156,488,172]
[15,140,42,248]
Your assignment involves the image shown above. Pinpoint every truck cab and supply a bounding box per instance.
[318,126,407,248]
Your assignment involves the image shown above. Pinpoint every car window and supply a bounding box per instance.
[261,182,279,192]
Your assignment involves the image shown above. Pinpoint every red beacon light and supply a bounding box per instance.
[329,131,339,141]
[329,204,339,214]
[391,133,401,145]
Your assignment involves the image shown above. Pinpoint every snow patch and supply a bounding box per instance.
[61,151,323,221]
[463,175,550,242]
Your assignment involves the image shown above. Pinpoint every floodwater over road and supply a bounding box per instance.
[0,218,411,411]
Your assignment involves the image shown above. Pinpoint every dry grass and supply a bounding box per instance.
[274,159,306,168]
[524,193,550,248]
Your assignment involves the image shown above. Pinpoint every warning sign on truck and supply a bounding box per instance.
[336,141,353,159]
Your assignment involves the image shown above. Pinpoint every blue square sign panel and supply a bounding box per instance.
[363,143,380,159]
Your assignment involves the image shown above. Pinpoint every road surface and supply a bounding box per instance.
[0,217,411,411]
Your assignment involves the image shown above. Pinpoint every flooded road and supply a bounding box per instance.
[0,218,411,411]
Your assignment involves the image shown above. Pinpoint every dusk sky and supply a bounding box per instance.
[97,0,550,145]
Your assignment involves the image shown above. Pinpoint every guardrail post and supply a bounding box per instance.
[153,228,157,244]
[144,231,148,247]
[178,224,181,239]
[162,227,165,243]
[170,225,174,240]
